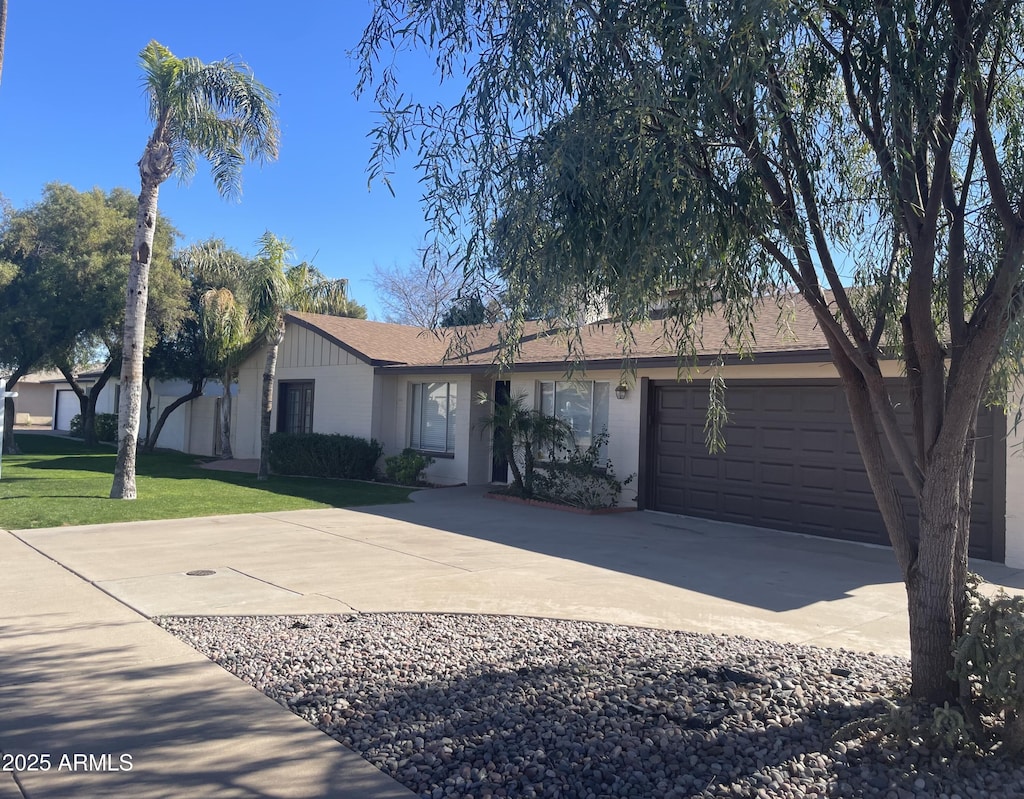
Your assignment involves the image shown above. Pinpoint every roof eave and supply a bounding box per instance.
[373,347,841,375]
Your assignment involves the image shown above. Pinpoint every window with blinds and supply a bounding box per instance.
[410,382,456,454]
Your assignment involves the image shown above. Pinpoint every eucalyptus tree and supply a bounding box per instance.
[359,0,1024,703]
[111,41,279,500]
[247,232,365,480]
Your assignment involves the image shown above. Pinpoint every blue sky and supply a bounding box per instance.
[0,1,447,319]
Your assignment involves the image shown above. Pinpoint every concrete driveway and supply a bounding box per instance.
[4,486,1023,798]
[17,486,1024,654]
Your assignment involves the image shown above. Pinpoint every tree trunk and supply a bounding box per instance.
[2,393,16,455]
[56,365,91,441]
[142,381,203,453]
[2,366,27,455]
[87,362,117,443]
[2,368,25,454]
[219,370,234,459]
[907,426,978,703]
[258,320,285,481]
[505,440,524,492]
[111,172,164,499]
[143,376,154,446]
[57,361,116,446]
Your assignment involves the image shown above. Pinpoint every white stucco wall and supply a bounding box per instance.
[1005,420,1024,568]
[385,374,480,486]
[10,381,55,425]
[232,325,377,459]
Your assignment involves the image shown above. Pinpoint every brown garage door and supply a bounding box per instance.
[646,381,1004,561]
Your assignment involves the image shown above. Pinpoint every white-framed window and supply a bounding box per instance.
[539,380,610,457]
[410,382,457,455]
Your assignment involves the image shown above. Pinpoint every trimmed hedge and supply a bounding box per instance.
[268,433,383,480]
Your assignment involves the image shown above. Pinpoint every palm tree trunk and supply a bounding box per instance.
[111,175,162,499]
[0,0,7,88]
[257,319,285,481]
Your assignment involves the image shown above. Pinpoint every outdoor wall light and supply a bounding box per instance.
[614,384,629,400]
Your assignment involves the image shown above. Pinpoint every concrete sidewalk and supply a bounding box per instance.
[0,531,414,799]
[4,486,1024,797]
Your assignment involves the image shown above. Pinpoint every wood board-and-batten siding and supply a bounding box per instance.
[279,324,361,369]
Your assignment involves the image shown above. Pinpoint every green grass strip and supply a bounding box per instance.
[0,434,412,529]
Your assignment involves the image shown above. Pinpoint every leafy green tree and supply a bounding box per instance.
[50,187,184,445]
[246,232,365,480]
[111,41,279,500]
[359,0,1024,703]
[0,183,181,449]
[439,294,491,327]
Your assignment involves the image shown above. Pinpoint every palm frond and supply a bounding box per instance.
[199,287,250,368]
[245,231,292,338]
[141,42,279,198]
[285,263,351,315]
[179,239,247,289]
[138,41,179,124]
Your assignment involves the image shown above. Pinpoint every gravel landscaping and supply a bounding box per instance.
[158,613,1024,799]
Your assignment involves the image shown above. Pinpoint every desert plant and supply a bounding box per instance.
[476,391,572,497]
[384,448,434,485]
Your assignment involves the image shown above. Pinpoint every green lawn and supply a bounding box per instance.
[0,434,413,529]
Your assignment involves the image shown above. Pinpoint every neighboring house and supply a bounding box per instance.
[4,370,62,427]
[5,368,116,430]
[8,369,223,456]
[232,304,1023,568]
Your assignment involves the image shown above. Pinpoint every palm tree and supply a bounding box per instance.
[0,0,8,87]
[177,239,253,459]
[247,232,360,481]
[477,391,572,497]
[111,41,279,499]
[200,287,251,459]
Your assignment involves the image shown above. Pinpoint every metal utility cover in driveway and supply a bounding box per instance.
[95,567,349,616]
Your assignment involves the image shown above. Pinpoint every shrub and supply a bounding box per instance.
[68,413,118,442]
[94,413,118,442]
[384,448,434,485]
[952,576,1024,755]
[268,433,383,480]
[534,431,634,509]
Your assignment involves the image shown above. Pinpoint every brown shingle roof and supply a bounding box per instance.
[289,296,830,371]
[286,312,452,365]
